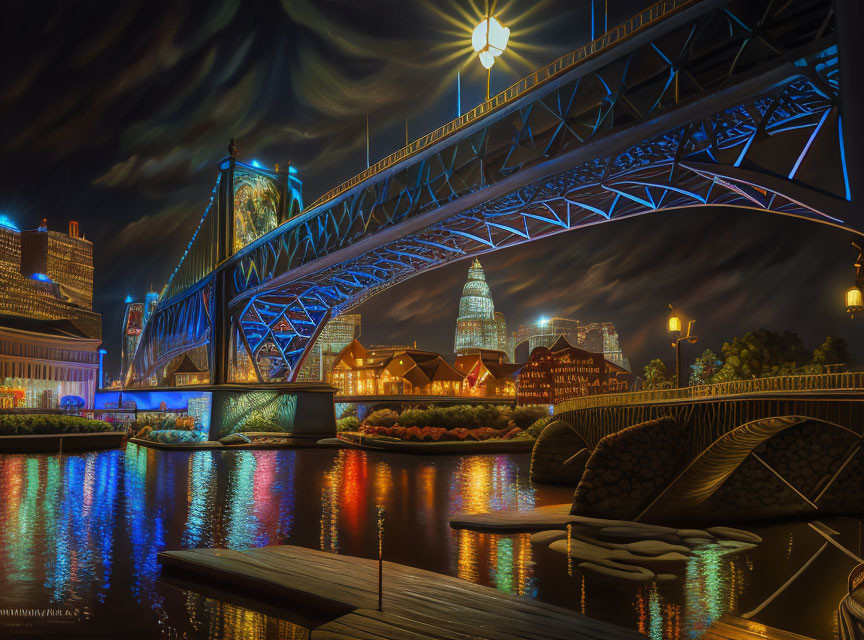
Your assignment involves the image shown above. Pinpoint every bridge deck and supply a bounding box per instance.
[159,544,644,640]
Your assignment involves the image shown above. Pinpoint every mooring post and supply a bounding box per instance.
[377,505,385,611]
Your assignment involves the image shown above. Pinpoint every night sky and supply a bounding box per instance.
[1,0,859,377]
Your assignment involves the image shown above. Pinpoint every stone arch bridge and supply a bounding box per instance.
[553,371,864,456]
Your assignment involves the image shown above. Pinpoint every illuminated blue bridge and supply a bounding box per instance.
[127,0,858,393]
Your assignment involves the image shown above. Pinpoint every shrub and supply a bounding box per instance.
[241,415,284,432]
[365,409,400,428]
[0,414,114,436]
[389,404,513,430]
[527,415,554,438]
[395,408,427,428]
[511,405,550,429]
[336,416,360,433]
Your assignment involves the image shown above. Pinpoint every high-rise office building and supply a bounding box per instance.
[0,216,102,408]
[0,217,100,338]
[454,259,507,356]
[512,316,630,370]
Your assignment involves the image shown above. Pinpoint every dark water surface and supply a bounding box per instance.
[0,445,858,639]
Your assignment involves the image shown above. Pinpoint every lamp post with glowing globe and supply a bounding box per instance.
[472,14,510,100]
[846,242,864,318]
[668,305,698,388]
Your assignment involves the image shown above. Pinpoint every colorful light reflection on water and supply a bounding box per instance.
[0,445,857,638]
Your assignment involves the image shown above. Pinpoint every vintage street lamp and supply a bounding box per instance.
[846,286,864,318]
[847,242,864,318]
[668,305,697,388]
[472,14,510,100]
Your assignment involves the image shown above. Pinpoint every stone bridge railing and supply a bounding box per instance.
[553,371,864,454]
[555,371,864,414]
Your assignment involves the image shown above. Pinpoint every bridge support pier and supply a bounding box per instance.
[208,383,336,441]
[836,0,864,207]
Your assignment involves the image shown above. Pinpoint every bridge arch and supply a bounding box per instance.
[635,415,862,521]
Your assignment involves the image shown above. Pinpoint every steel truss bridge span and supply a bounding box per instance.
[128,0,858,389]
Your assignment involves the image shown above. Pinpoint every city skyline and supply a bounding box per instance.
[0,2,860,639]
[5,0,861,379]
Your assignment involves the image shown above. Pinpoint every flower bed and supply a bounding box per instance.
[361,424,525,442]
[0,414,114,435]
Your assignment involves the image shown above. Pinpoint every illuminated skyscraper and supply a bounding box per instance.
[454,259,507,355]
[0,216,102,408]
[0,218,100,338]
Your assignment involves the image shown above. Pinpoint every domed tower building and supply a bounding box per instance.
[454,259,507,356]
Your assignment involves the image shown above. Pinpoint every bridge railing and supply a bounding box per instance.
[304,0,695,213]
[555,371,864,413]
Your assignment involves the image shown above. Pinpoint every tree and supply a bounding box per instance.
[643,358,672,389]
[689,349,723,386]
[714,329,810,380]
[807,336,849,373]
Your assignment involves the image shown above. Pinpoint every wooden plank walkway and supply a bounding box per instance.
[159,544,645,640]
[704,615,818,640]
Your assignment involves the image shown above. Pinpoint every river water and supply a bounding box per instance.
[0,445,858,639]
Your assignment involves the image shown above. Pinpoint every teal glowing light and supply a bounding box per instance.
[124,295,133,303]
[0,214,18,230]
[538,316,549,328]
[251,160,262,168]
[31,273,52,283]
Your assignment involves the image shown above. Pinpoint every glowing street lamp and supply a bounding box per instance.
[668,305,697,388]
[472,14,510,100]
[667,311,682,335]
[846,286,864,318]
[847,242,864,318]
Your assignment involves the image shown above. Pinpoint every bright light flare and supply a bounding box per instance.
[472,16,510,69]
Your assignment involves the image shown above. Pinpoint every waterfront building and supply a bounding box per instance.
[0,217,100,339]
[516,336,633,405]
[512,317,630,370]
[0,216,103,408]
[453,349,521,397]
[297,313,361,381]
[454,259,508,355]
[0,317,102,408]
[330,340,463,396]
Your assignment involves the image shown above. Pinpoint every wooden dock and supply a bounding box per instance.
[159,544,645,640]
[704,615,818,640]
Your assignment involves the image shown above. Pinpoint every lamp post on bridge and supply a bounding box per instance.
[668,305,697,388]
[472,13,510,100]
[846,242,864,318]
